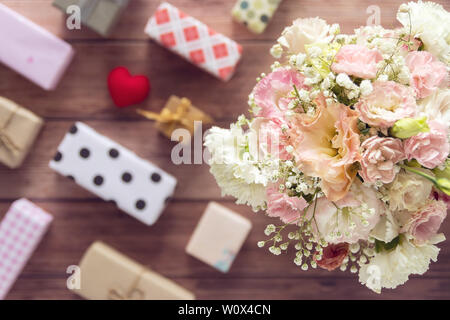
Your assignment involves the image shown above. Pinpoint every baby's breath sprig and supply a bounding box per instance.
[339,239,376,273]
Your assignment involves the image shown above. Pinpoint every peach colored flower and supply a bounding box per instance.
[314,243,349,271]
[266,183,308,224]
[406,51,448,99]
[355,81,417,128]
[404,120,449,169]
[359,136,406,184]
[289,95,361,201]
[252,68,307,120]
[331,44,383,79]
[404,200,447,245]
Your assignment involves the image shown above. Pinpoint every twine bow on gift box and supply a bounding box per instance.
[0,107,20,155]
[107,268,146,300]
[136,98,197,134]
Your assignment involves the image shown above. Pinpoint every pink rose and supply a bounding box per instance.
[433,189,450,213]
[355,81,417,128]
[331,44,383,79]
[405,200,447,245]
[404,120,449,169]
[266,183,308,224]
[314,243,349,271]
[359,136,406,184]
[406,51,447,99]
[252,68,308,120]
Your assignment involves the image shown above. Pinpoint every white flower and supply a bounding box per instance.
[359,235,443,293]
[370,210,400,243]
[360,80,373,96]
[278,17,332,54]
[270,44,283,59]
[204,123,270,210]
[418,89,450,131]
[336,73,355,90]
[387,170,434,212]
[397,1,450,64]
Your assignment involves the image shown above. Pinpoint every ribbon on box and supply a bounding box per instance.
[0,105,20,155]
[136,97,196,134]
[77,0,128,23]
[107,268,146,300]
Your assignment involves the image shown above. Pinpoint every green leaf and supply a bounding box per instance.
[375,236,400,253]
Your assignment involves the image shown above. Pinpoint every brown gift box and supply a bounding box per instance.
[71,242,195,300]
[0,97,43,169]
[137,95,213,139]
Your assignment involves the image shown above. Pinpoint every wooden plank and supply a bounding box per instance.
[2,0,449,40]
[1,0,450,300]
[1,201,449,298]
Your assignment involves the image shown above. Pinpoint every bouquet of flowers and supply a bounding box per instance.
[204,1,449,293]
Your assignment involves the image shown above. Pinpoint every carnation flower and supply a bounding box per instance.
[397,1,450,64]
[355,81,417,128]
[404,200,447,245]
[252,68,308,120]
[388,170,434,212]
[405,51,448,99]
[278,17,332,54]
[359,236,443,293]
[289,95,361,201]
[314,243,349,271]
[404,120,449,169]
[331,44,383,79]
[204,124,271,210]
[305,181,382,244]
[418,89,450,131]
[266,183,308,224]
[359,136,406,184]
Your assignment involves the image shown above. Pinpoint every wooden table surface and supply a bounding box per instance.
[1,0,449,300]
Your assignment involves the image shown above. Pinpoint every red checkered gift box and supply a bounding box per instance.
[145,2,243,81]
[0,199,53,299]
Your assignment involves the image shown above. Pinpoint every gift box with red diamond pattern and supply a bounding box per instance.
[145,2,243,81]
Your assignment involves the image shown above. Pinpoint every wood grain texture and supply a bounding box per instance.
[1,0,449,300]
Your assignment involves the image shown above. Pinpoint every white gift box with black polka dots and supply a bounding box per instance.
[49,122,177,226]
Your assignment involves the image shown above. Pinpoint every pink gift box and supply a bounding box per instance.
[145,2,242,81]
[0,4,74,90]
[0,199,53,300]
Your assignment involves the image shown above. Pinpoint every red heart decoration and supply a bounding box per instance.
[107,66,151,108]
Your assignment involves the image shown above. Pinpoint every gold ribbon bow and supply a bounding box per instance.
[137,98,196,134]
[107,268,146,300]
[0,106,20,155]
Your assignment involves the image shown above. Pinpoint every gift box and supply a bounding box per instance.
[145,2,243,81]
[52,0,129,37]
[0,3,74,90]
[49,122,177,226]
[72,241,195,300]
[0,97,44,169]
[0,199,53,300]
[137,95,213,139]
[232,0,283,34]
[186,202,252,272]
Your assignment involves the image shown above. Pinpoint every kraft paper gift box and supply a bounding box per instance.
[52,0,129,37]
[0,97,44,169]
[49,122,177,226]
[0,3,74,90]
[232,0,283,34]
[145,2,243,81]
[137,95,213,139]
[71,241,195,300]
[186,202,252,273]
[0,199,53,300]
